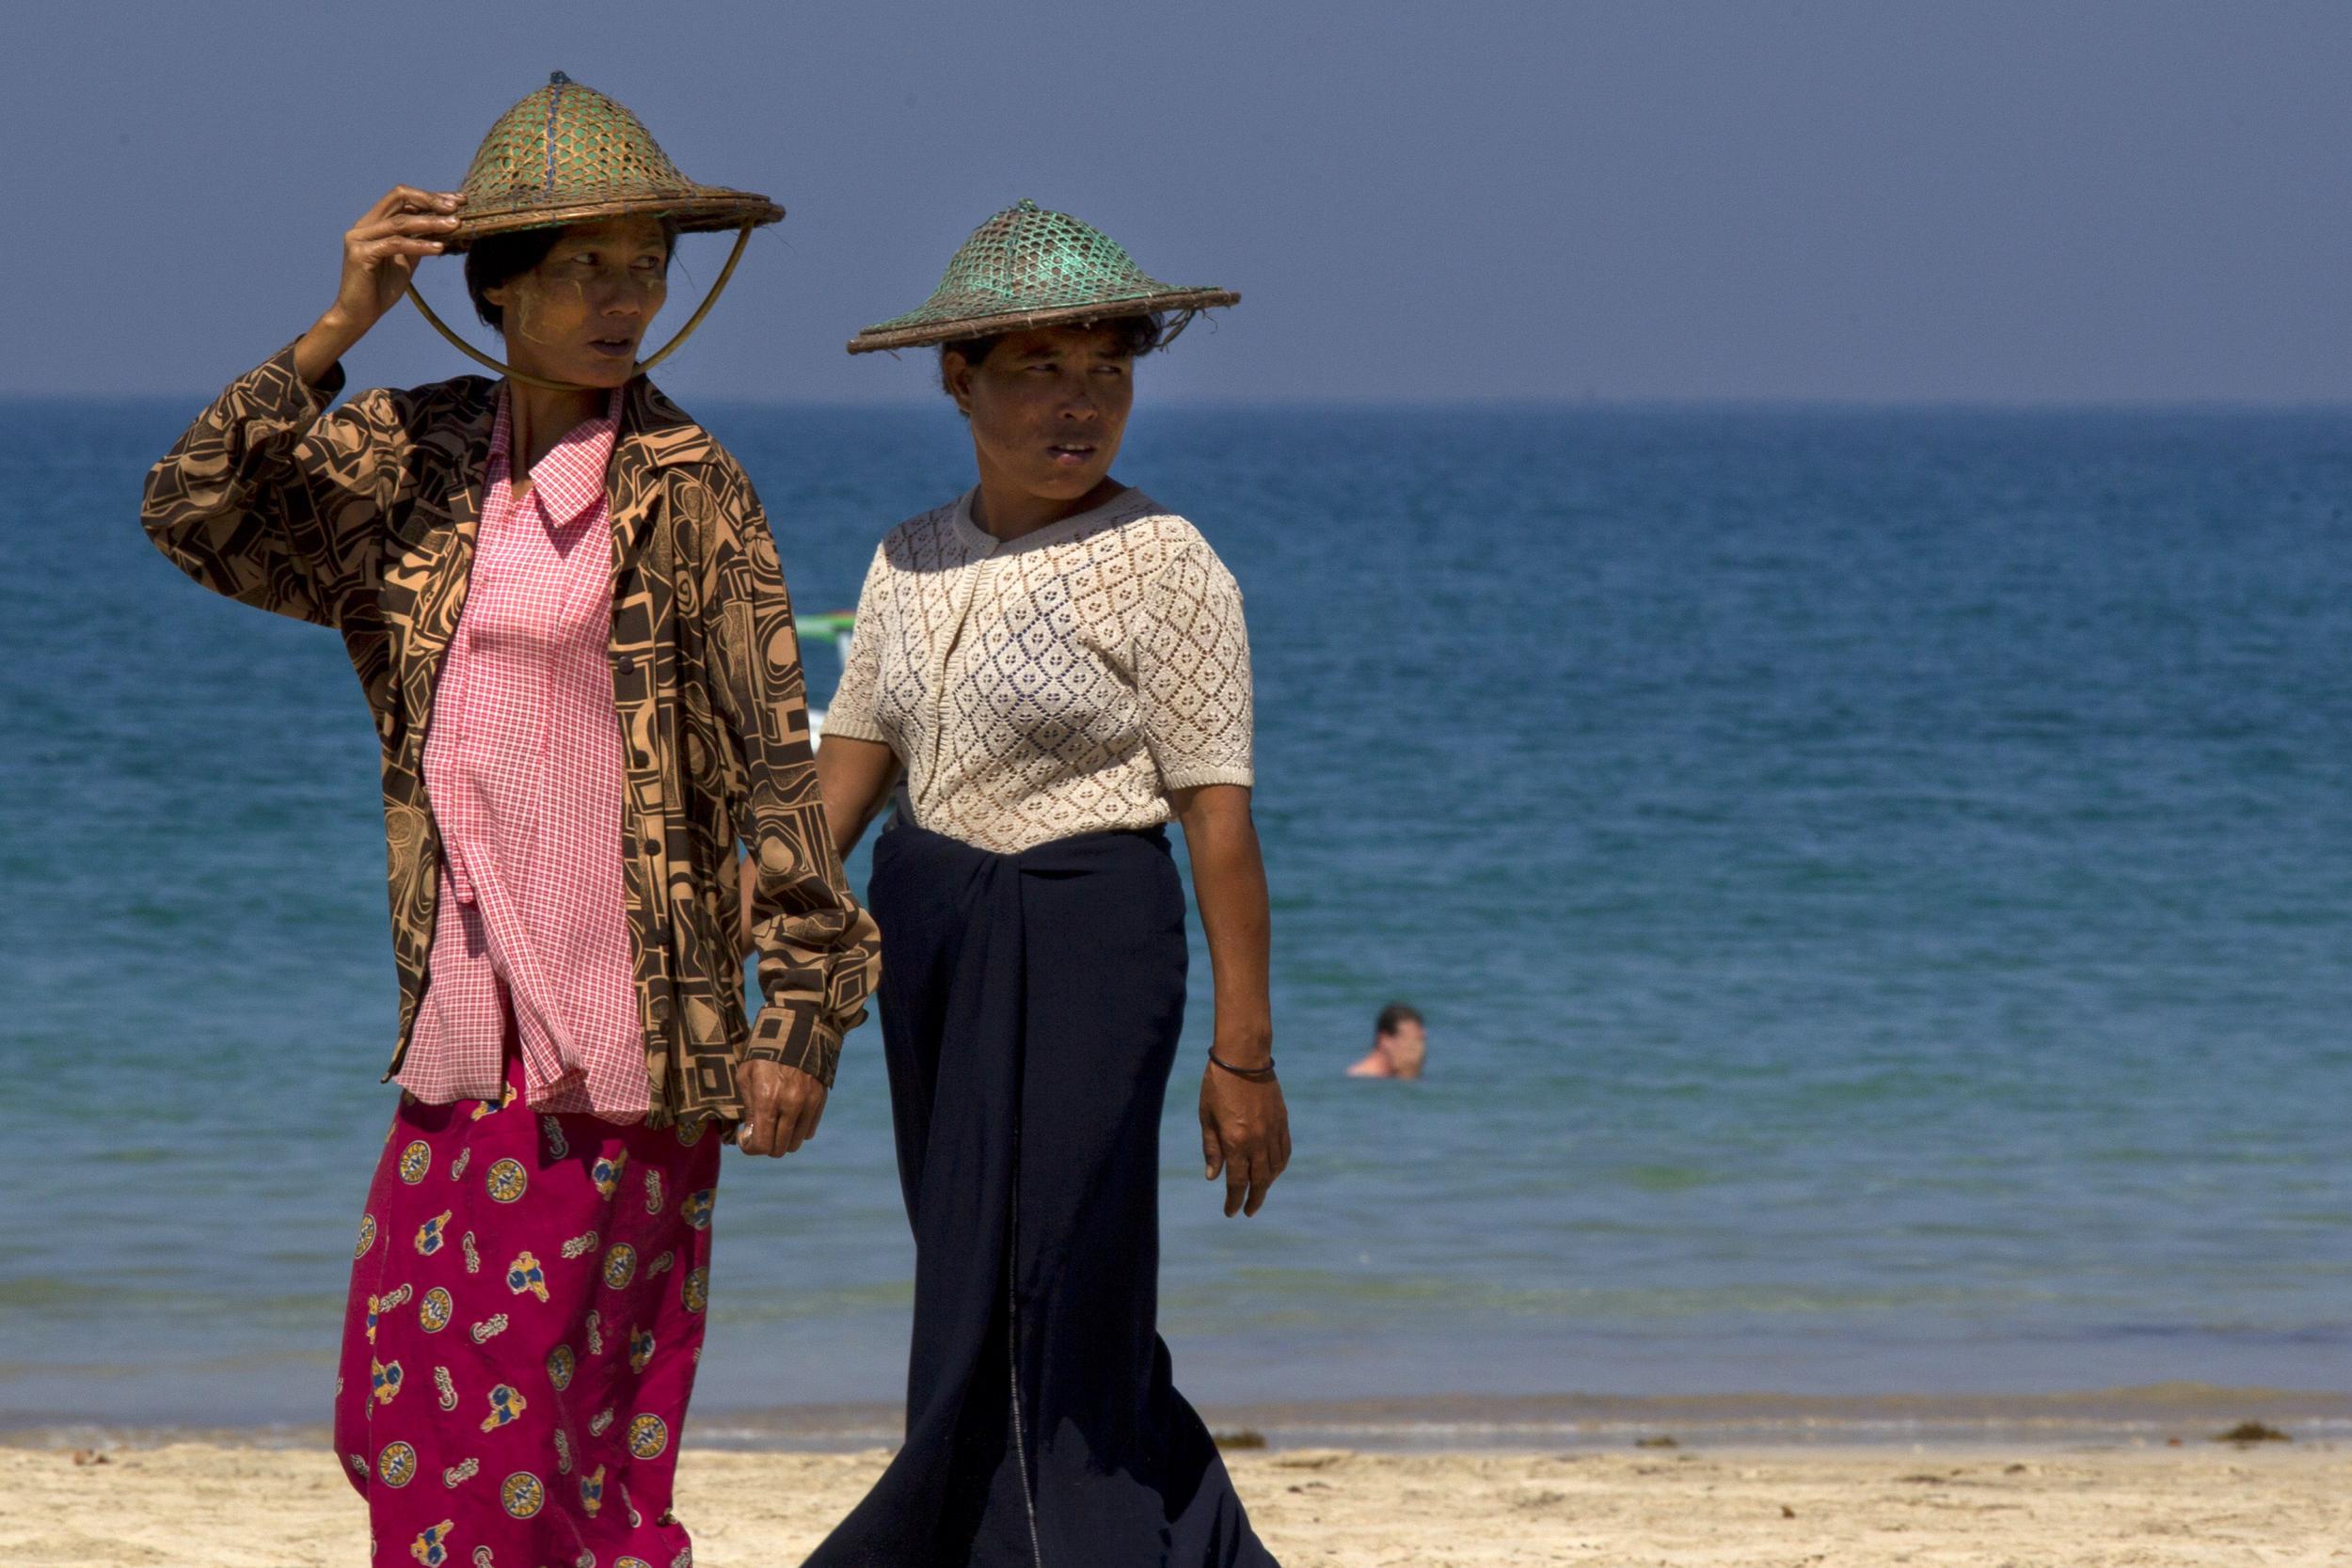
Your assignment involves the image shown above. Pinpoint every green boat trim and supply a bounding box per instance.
[801,611,856,744]
[801,610,857,645]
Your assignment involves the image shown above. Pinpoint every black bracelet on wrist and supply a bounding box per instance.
[1208,1050,1278,1081]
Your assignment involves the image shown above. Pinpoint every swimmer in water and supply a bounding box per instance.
[1347,1002,1426,1080]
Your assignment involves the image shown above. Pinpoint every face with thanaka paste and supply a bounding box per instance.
[944,325,1137,513]
[483,214,672,389]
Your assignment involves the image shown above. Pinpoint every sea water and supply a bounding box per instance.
[2,397,2346,1433]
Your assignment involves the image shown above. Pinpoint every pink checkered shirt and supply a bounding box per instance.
[397,388,649,1119]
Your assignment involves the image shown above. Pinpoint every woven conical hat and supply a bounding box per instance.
[848,200,1237,354]
[448,71,781,249]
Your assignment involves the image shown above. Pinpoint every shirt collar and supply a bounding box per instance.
[488,387,624,528]
[949,484,1147,558]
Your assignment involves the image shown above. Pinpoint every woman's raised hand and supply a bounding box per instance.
[294,187,464,386]
[335,186,465,329]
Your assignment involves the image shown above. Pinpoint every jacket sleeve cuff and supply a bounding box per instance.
[746,1006,843,1090]
[250,340,346,422]
[285,340,347,404]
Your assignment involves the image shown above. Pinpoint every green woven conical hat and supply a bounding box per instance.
[847,200,1239,354]
[447,71,782,249]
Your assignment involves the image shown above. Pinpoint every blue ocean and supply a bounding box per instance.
[3,395,2348,1442]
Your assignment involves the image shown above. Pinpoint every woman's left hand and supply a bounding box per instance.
[738,1058,828,1156]
[1200,1063,1291,1217]
[1169,784,1288,1217]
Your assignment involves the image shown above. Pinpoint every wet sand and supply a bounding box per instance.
[5,1438,2345,1566]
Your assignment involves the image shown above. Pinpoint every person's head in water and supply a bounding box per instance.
[1349,1002,1426,1080]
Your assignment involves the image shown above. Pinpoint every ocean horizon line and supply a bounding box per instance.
[10,390,2352,419]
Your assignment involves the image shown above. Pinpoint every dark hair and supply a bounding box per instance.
[465,218,679,334]
[1375,1002,1424,1037]
[937,312,1166,397]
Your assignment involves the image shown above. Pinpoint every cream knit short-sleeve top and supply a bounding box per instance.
[824,486,1254,854]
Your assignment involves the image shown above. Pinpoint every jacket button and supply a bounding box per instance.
[643,838,661,856]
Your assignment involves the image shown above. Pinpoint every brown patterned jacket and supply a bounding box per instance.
[142,346,880,1123]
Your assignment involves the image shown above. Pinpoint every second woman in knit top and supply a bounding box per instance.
[799,200,1288,1568]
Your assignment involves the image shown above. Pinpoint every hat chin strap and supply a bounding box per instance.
[405,223,755,391]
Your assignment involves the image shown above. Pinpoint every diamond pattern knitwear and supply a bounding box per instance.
[824,488,1253,854]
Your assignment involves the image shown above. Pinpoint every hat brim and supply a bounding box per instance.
[846,288,1240,355]
[448,190,783,252]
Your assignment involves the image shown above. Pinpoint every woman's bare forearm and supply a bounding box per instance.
[1169,784,1273,1067]
[1175,783,1288,1217]
[814,736,902,863]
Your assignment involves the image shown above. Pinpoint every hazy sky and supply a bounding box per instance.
[9,2,2350,404]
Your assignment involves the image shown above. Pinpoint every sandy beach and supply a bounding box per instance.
[6,1438,2345,1567]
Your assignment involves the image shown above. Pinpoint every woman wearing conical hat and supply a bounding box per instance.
[801,201,1287,1566]
[139,74,877,1566]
